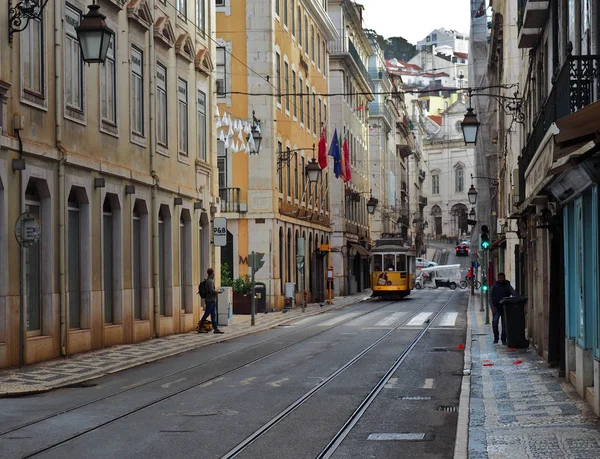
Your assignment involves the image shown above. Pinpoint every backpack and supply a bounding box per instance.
[198,279,208,299]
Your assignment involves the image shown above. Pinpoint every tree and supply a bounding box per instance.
[364,29,417,62]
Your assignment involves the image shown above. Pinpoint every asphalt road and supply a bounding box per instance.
[1,244,472,459]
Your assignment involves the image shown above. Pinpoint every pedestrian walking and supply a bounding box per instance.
[198,268,224,334]
[490,272,516,345]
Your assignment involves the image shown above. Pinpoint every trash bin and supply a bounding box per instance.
[254,282,267,313]
[500,296,529,348]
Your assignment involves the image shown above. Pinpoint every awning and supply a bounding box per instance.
[349,242,371,258]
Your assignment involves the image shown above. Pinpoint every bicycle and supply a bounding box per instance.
[459,277,481,290]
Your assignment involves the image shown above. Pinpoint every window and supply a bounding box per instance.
[156,64,168,146]
[22,17,44,96]
[131,47,144,136]
[68,190,81,328]
[292,70,297,118]
[103,197,115,323]
[178,78,188,155]
[432,174,440,194]
[318,98,322,130]
[217,140,227,189]
[305,83,310,130]
[284,61,290,112]
[132,201,143,320]
[177,0,186,17]
[311,25,315,61]
[286,147,291,198]
[317,34,321,69]
[291,0,295,36]
[432,33,437,41]
[216,47,226,97]
[275,0,279,15]
[276,52,282,105]
[283,0,288,26]
[65,6,84,112]
[455,166,464,192]
[196,0,205,33]
[25,182,42,332]
[278,141,283,191]
[294,155,298,199]
[322,40,326,75]
[299,77,304,124]
[304,16,309,51]
[324,103,327,126]
[297,6,302,46]
[312,92,316,133]
[301,156,305,200]
[100,35,116,124]
[197,90,207,161]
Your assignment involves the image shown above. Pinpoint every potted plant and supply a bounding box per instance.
[231,274,253,314]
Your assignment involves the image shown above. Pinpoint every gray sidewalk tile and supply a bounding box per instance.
[467,293,600,458]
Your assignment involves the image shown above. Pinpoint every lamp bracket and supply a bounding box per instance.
[277,146,316,172]
[9,0,50,43]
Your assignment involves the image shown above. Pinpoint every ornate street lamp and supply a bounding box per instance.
[469,207,476,219]
[75,4,114,63]
[461,107,480,145]
[305,158,322,183]
[467,184,478,204]
[366,195,378,215]
[248,111,262,154]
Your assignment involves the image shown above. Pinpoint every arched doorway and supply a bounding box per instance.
[431,205,443,237]
[450,203,469,237]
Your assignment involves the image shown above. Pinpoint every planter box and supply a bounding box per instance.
[233,293,251,314]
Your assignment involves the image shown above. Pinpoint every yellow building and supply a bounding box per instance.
[216,0,337,308]
[0,0,218,368]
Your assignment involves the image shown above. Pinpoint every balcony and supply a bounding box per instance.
[369,103,395,129]
[368,67,387,80]
[517,0,549,48]
[219,187,246,213]
[330,38,374,91]
[519,55,600,199]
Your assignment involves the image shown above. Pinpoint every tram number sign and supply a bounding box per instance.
[15,212,41,248]
[213,217,227,247]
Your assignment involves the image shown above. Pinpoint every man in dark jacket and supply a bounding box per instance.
[490,272,516,344]
[198,268,224,334]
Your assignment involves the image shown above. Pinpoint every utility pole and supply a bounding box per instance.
[250,251,256,326]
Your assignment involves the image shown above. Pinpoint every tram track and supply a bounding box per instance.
[221,290,458,459]
[2,299,398,458]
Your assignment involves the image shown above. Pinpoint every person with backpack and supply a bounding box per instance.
[198,268,224,334]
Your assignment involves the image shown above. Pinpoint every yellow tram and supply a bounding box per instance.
[370,235,417,299]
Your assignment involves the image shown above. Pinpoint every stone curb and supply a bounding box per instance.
[453,291,474,459]
[0,293,372,398]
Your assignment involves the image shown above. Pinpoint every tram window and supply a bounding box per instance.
[396,255,407,272]
[384,254,395,271]
[373,255,382,271]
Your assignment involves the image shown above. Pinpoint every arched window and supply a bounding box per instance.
[455,164,464,193]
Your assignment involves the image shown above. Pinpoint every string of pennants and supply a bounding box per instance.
[215,106,258,154]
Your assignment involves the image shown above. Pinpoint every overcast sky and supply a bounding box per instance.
[362,0,472,44]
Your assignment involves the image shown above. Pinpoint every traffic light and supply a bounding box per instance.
[480,225,490,250]
[481,283,489,292]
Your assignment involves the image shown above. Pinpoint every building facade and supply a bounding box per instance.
[0,0,218,368]
[216,0,337,309]
[485,0,600,416]
[327,0,374,296]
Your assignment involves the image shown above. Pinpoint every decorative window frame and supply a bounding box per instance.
[216,39,232,106]
[175,34,196,63]
[195,46,214,76]
[20,13,48,111]
[126,0,153,30]
[154,16,175,48]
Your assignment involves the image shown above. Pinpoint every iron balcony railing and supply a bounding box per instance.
[330,37,374,90]
[519,54,600,199]
[368,67,387,80]
[219,187,241,213]
[369,102,395,129]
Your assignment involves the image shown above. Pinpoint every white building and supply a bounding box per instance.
[421,100,475,240]
[327,0,374,295]
[416,28,469,54]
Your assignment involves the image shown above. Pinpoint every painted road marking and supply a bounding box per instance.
[199,377,224,388]
[268,378,289,387]
[423,378,435,389]
[161,378,187,389]
[384,377,400,389]
[375,312,406,327]
[368,433,426,441]
[239,377,256,386]
[439,312,458,327]
[318,312,361,327]
[407,312,433,326]
[292,317,317,326]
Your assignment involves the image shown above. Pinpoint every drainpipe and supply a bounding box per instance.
[55,0,67,357]
[148,0,160,337]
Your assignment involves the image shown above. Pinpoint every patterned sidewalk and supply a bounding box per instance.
[0,291,372,397]
[467,294,600,458]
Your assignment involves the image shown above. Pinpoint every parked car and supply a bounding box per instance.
[455,243,469,257]
[416,258,438,268]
